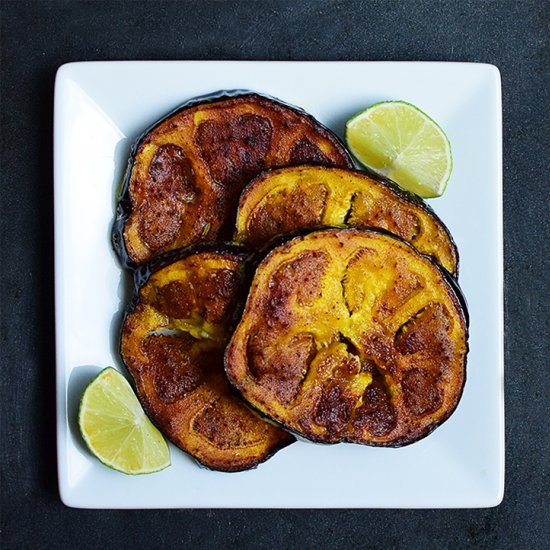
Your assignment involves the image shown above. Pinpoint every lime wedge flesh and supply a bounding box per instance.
[346,101,452,198]
[78,367,170,475]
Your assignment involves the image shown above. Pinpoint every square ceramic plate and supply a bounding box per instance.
[54,61,503,509]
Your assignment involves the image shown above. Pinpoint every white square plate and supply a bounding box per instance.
[55,61,503,508]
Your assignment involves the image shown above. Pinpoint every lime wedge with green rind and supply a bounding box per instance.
[345,101,452,198]
[78,367,170,475]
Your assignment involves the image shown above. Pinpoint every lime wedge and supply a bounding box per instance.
[78,367,170,475]
[345,101,452,198]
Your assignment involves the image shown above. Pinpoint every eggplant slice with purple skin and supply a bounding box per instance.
[113,91,354,268]
[120,244,294,472]
[225,229,468,447]
[234,165,459,276]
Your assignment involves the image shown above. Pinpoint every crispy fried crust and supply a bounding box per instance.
[115,92,353,267]
[234,166,458,276]
[225,229,468,446]
[120,246,294,471]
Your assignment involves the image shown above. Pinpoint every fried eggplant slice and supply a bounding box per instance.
[120,245,294,471]
[114,92,353,267]
[234,166,458,275]
[225,229,468,446]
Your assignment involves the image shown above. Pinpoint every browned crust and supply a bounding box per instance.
[120,246,294,472]
[113,92,354,268]
[234,165,459,276]
[225,228,468,447]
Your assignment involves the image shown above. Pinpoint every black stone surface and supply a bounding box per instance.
[1,1,549,548]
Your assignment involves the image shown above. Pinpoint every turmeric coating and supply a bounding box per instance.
[121,246,294,471]
[226,229,467,446]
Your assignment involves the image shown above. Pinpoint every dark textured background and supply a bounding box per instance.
[1,1,549,548]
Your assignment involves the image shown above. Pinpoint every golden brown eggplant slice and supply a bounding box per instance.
[234,166,458,275]
[113,92,353,267]
[120,245,294,471]
[225,229,468,446]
